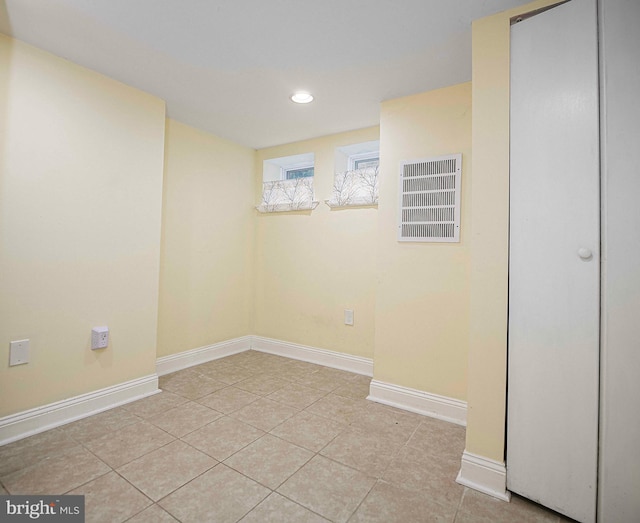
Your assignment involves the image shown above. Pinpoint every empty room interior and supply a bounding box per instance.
[1,0,638,522]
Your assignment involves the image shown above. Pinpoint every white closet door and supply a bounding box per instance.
[507,1,600,522]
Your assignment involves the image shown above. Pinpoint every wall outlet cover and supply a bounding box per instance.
[91,326,109,350]
[9,339,30,366]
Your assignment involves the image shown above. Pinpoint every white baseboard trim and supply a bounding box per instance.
[456,450,511,502]
[367,379,467,426]
[0,374,159,446]
[250,336,374,376]
[156,336,251,376]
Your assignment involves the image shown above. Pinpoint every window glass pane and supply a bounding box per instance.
[354,157,379,169]
[285,167,315,179]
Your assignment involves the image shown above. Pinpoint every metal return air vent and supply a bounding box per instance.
[398,154,462,242]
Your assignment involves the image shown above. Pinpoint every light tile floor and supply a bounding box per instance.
[0,351,573,522]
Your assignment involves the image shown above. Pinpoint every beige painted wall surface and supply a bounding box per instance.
[374,83,472,401]
[157,119,255,357]
[253,127,379,359]
[466,0,566,461]
[0,35,166,416]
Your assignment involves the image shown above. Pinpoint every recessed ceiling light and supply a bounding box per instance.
[290,92,314,104]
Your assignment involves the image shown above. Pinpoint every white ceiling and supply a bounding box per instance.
[0,0,525,149]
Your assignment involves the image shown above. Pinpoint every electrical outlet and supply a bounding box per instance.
[9,339,30,366]
[344,309,354,326]
[91,326,109,350]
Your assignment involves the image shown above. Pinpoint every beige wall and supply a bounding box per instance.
[0,35,166,416]
[466,0,565,461]
[157,119,255,357]
[1,0,567,451]
[253,127,379,359]
[374,83,472,400]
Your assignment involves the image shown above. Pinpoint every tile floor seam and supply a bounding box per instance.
[192,415,264,461]
[177,437,223,462]
[78,421,179,470]
[148,402,225,438]
[376,436,408,479]
[221,432,317,492]
[116,440,218,504]
[258,490,333,523]
[65,472,156,523]
[451,485,468,522]
[157,461,271,522]
[110,468,159,509]
[59,467,112,496]
[308,424,348,456]
[152,459,222,506]
[314,453,378,483]
[120,503,156,523]
[357,478,460,523]
[403,417,424,445]
[0,446,105,496]
[221,449,313,494]
[344,476,380,522]
[262,431,320,455]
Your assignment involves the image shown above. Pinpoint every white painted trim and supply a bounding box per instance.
[255,201,320,213]
[456,450,511,502]
[367,379,467,426]
[0,374,159,446]
[250,336,373,376]
[156,336,251,376]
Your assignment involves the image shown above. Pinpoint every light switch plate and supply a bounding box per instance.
[10,339,30,366]
[344,309,354,326]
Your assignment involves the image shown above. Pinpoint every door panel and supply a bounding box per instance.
[507,1,600,522]
[598,0,640,521]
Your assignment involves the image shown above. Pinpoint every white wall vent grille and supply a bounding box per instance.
[398,153,462,242]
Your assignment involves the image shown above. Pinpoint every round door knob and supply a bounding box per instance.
[578,248,593,260]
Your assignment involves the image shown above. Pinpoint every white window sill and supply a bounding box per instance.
[256,201,320,213]
[324,198,378,209]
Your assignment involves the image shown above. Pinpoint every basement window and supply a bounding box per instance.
[350,153,380,171]
[257,153,318,213]
[326,140,380,208]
